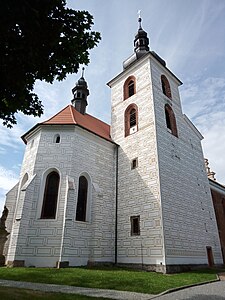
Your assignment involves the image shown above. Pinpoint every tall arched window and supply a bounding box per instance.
[41,171,60,219]
[76,176,88,222]
[125,104,138,137]
[124,76,136,100]
[165,104,178,137]
[161,75,172,99]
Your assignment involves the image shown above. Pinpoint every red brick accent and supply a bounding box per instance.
[161,75,172,99]
[165,104,178,137]
[123,76,136,100]
[124,103,138,137]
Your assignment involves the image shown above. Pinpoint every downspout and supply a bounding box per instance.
[115,144,119,265]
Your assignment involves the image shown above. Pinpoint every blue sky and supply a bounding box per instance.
[1,0,225,213]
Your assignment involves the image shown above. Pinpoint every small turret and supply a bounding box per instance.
[134,11,149,57]
[71,68,89,114]
[205,158,216,181]
[123,11,150,69]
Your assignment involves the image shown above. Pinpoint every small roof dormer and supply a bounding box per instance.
[71,67,89,114]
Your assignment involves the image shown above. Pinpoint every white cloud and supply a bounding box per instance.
[180,76,225,183]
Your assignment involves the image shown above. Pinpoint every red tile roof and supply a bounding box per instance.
[42,105,112,142]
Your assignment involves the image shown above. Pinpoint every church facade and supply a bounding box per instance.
[3,18,223,272]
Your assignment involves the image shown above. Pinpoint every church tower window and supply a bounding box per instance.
[41,171,59,219]
[165,104,178,137]
[161,75,172,99]
[76,176,88,222]
[124,76,136,100]
[125,104,138,137]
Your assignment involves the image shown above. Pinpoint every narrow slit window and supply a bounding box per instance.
[131,216,140,236]
[76,176,88,222]
[54,134,60,143]
[131,158,138,169]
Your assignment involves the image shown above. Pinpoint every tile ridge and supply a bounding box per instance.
[43,105,70,124]
[69,105,77,124]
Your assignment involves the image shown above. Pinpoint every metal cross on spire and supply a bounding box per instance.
[137,10,142,29]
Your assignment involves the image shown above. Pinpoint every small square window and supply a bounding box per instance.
[131,158,138,169]
[130,216,140,236]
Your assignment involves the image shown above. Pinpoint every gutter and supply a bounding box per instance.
[115,144,119,264]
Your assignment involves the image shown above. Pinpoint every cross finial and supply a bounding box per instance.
[137,10,142,29]
[138,10,141,19]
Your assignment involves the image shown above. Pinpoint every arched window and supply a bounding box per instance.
[161,75,172,99]
[54,134,60,143]
[41,171,59,219]
[124,76,136,100]
[125,104,138,137]
[76,176,88,222]
[165,104,178,137]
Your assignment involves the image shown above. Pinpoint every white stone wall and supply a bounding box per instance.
[4,183,19,256]
[6,125,116,267]
[150,57,223,265]
[110,56,165,266]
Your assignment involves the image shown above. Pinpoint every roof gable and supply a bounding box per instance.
[22,105,112,143]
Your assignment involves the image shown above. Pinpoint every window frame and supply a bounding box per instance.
[131,158,138,170]
[124,104,138,137]
[161,75,172,99]
[124,76,136,100]
[130,215,140,236]
[165,104,178,137]
[54,134,60,144]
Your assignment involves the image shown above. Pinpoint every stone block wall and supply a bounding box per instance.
[110,56,165,267]
[150,57,223,266]
[5,125,116,267]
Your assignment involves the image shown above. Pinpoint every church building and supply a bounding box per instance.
[3,17,223,273]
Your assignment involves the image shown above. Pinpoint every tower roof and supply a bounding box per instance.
[71,67,89,114]
[21,105,112,143]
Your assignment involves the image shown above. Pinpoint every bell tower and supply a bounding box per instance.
[108,14,222,272]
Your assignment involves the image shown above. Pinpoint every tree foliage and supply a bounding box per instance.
[0,0,101,127]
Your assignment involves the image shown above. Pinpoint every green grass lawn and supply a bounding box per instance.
[0,286,109,300]
[0,266,222,295]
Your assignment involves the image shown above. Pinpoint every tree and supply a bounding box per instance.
[0,0,101,127]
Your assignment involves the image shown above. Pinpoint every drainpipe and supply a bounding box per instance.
[115,144,119,265]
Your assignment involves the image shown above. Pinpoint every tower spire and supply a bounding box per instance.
[71,68,89,114]
[134,11,149,55]
[123,12,150,69]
